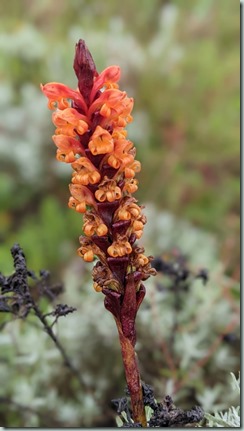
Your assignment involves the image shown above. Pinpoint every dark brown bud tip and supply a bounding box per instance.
[73,39,98,105]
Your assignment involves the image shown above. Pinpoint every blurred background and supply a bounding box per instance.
[0,0,240,427]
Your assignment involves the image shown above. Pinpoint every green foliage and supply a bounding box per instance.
[203,373,240,427]
[115,404,155,428]
[205,407,240,428]
[0,196,82,274]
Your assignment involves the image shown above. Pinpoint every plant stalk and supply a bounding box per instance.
[115,319,147,427]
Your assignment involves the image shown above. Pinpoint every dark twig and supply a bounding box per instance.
[148,393,204,427]
[112,383,204,427]
[152,250,209,363]
[30,301,86,388]
[0,244,87,391]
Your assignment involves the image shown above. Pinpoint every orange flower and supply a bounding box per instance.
[52,108,89,137]
[132,220,145,239]
[41,82,87,112]
[115,198,142,221]
[114,197,146,239]
[95,178,122,202]
[56,150,76,163]
[77,238,96,262]
[83,212,108,237]
[124,160,141,179]
[90,65,121,101]
[69,184,96,213]
[71,157,101,186]
[107,237,132,257]
[107,138,134,170]
[137,254,149,266]
[78,236,106,262]
[52,134,85,163]
[89,89,133,128]
[123,178,139,194]
[88,126,114,155]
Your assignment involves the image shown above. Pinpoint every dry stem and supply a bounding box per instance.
[115,319,147,427]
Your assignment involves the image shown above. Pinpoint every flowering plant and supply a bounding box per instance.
[41,39,156,426]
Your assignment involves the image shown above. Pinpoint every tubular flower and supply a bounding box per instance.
[107,236,133,258]
[95,177,122,202]
[71,157,101,186]
[77,236,106,263]
[53,135,84,163]
[68,184,97,213]
[83,211,108,237]
[123,178,139,194]
[41,38,156,343]
[52,108,89,137]
[41,82,87,112]
[88,126,114,155]
[106,138,134,170]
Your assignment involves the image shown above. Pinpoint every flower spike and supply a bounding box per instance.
[41,39,156,427]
